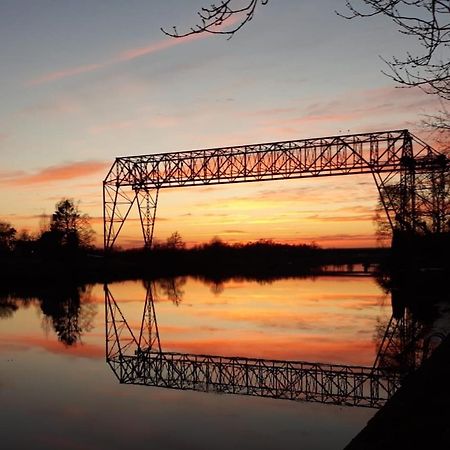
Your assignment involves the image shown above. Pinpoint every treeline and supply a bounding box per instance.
[103,236,387,282]
[0,198,94,258]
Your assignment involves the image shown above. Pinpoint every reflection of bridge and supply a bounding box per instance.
[105,283,403,408]
[103,129,448,248]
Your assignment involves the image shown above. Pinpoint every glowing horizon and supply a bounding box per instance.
[0,1,443,249]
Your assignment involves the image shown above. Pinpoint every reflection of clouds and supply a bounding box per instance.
[162,335,375,366]
[0,335,104,359]
[192,308,376,334]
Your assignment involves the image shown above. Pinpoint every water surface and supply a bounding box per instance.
[0,275,390,450]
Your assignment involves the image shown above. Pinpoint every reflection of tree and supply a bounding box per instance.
[0,295,18,319]
[153,277,187,306]
[374,269,449,372]
[40,285,96,346]
[373,312,425,374]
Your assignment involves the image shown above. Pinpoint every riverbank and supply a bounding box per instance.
[345,333,450,449]
[0,245,389,285]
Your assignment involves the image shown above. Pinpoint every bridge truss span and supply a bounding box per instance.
[103,129,448,249]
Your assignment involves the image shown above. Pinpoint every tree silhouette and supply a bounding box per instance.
[39,199,94,254]
[0,221,16,253]
[165,231,186,250]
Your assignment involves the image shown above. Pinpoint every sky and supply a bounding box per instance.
[0,0,442,248]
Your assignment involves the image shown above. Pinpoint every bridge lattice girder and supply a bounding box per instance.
[103,129,448,249]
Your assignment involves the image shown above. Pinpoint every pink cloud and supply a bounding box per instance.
[2,161,108,186]
[117,33,201,61]
[28,16,238,86]
[30,64,104,85]
[28,36,198,85]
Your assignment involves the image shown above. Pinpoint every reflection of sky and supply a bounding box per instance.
[112,276,390,365]
[0,0,442,248]
[0,275,385,449]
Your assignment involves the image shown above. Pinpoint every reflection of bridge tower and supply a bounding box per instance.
[138,282,160,352]
[103,130,449,249]
[105,283,401,408]
[373,313,424,375]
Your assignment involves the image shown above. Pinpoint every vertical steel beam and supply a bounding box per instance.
[103,182,137,250]
[136,188,159,249]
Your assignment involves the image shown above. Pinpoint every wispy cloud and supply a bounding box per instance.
[28,16,239,85]
[28,34,202,85]
[2,161,108,186]
[255,85,439,135]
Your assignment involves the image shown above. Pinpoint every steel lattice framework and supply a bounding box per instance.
[105,284,401,408]
[103,129,449,248]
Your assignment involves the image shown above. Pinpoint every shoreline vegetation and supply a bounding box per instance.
[1,198,448,286]
[1,239,389,285]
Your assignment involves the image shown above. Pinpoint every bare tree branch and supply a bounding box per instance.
[339,1,450,100]
[161,0,268,39]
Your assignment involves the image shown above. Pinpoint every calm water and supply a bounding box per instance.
[0,275,391,450]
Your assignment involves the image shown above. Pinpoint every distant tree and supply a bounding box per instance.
[165,231,185,250]
[0,221,16,253]
[209,236,225,247]
[14,230,36,256]
[45,199,94,251]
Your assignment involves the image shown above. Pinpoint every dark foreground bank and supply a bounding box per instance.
[0,244,388,285]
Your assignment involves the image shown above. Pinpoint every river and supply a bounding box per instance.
[0,275,393,450]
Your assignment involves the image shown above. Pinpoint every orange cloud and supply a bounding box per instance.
[3,161,108,186]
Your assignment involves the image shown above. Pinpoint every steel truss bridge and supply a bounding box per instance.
[103,129,449,248]
[105,283,403,408]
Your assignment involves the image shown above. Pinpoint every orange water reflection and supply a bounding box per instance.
[102,275,390,366]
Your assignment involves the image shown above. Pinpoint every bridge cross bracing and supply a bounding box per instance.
[105,284,401,408]
[103,129,448,249]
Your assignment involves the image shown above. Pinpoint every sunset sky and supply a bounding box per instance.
[0,0,441,248]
